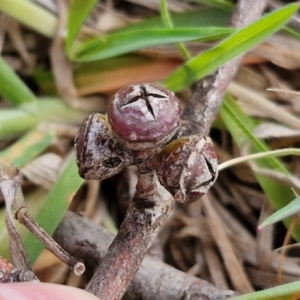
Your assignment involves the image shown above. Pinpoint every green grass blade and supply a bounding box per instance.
[23,157,84,264]
[0,98,86,140]
[220,95,300,241]
[0,109,40,139]
[73,27,234,62]
[0,56,37,108]
[0,128,55,168]
[0,0,57,38]
[116,8,230,33]
[258,196,300,230]
[230,281,300,300]
[190,0,234,11]
[160,0,191,59]
[66,0,97,55]
[163,3,298,91]
[160,0,173,29]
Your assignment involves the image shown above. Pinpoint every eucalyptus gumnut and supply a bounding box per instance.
[107,83,182,150]
[151,135,218,203]
[74,113,134,180]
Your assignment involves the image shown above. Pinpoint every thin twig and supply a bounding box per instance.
[218,148,300,171]
[16,207,85,276]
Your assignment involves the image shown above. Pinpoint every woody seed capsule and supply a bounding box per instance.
[151,135,218,203]
[75,113,134,180]
[107,83,182,150]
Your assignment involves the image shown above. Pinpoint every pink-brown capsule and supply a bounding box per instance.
[151,135,218,203]
[107,83,182,150]
[75,113,134,180]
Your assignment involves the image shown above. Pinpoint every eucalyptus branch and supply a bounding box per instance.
[75,84,217,299]
[74,1,270,299]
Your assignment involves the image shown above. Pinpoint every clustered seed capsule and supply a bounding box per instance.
[75,83,218,202]
[74,113,134,180]
[150,135,218,203]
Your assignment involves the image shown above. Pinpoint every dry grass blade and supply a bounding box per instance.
[83,180,100,217]
[7,19,34,70]
[254,123,300,139]
[261,66,300,112]
[50,0,77,102]
[21,153,62,189]
[219,148,300,171]
[202,195,254,294]
[256,200,274,271]
[250,34,300,70]
[251,165,300,189]
[228,81,300,129]
[202,234,229,290]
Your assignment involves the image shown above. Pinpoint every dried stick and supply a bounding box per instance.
[0,165,85,276]
[54,211,238,300]
[179,0,268,137]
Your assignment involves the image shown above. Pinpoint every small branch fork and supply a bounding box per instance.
[0,165,85,277]
[16,207,85,276]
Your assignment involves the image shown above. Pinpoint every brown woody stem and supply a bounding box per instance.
[85,155,173,299]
